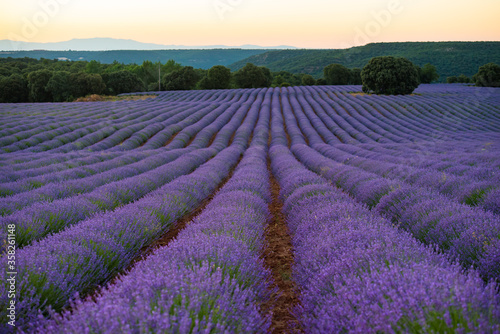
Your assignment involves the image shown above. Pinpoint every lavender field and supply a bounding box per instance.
[1,84,500,333]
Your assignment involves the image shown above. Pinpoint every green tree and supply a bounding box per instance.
[104,60,125,73]
[134,61,158,88]
[46,71,71,102]
[70,62,86,73]
[161,60,183,76]
[349,68,362,85]
[447,76,458,83]
[86,74,106,95]
[234,63,272,88]
[27,69,53,102]
[69,72,106,98]
[0,66,11,77]
[301,74,316,86]
[85,60,102,74]
[273,75,285,87]
[199,65,231,89]
[324,64,350,85]
[272,71,301,86]
[0,74,29,103]
[260,66,273,86]
[102,70,144,95]
[361,56,420,95]
[457,74,471,83]
[163,66,199,91]
[418,63,439,83]
[475,62,500,87]
[316,78,327,85]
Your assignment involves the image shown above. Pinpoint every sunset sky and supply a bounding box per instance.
[1,0,499,48]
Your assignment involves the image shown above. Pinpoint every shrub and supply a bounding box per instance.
[323,64,350,85]
[361,56,420,95]
[474,62,500,87]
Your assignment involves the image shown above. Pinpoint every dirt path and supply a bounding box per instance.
[263,156,301,333]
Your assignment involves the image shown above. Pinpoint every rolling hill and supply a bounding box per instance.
[228,41,500,81]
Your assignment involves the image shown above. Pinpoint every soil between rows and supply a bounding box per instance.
[262,156,302,333]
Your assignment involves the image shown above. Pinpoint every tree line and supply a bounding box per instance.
[0,57,498,103]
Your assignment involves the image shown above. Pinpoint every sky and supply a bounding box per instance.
[1,0,499,48]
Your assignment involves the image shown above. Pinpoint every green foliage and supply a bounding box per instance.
[199,65,231,89]
[0,49,267,70]
[324,64,350,85]
[228,42,500,81]
[162,59,183,75]
[316,78,327,85]
[0,74,29,103]
[361,56,420,95]
[103,60,125,73]
[0,66,11,77]
[234,63,272,88]
[418,63,439,83]
[69,72,106,97]
[46,71,72,102]
[447,76,458,83]
[272,71,301,87]
[85,60,102,74]
[457,74,472,83]
[475,62,500,87]
[163,66,199,91]
[27,69,53,102]
[102,70,144,95]
[349,68,362,85]
[301,74,316,86]
[133,60,159,88]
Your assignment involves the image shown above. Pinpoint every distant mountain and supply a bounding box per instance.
[0,38,297,51]
[228,41,500,81]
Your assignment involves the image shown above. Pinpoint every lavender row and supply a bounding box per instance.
[273,89,500,279]
[30,104,179,154]
[41,143,273,333]
[355,88,500,136]
[313,87,498,143]
[0,150,158,196]
[312,88,453,143]
[270,143,500,333]
[301,87,500,170]
[0,102,153,152]
[288,91,500,208]
[0,93,262,247]
[333,142,500,181]
[153,88,253,103]
[315,86,499,142]
[286,88,500,211]
[316,143,499,209]
[4,101,187,154]
[0,149,112,170]
[0,148,205,248]
[0,151,123,182]
[309,89,413,143]
[0,148,189,216]
[83,101,215,152]
[0,103,117,144]
[292,143,500,282]
[0,98,249,204]
[105,103,199,151]
[1,119,108,153]
[136,103,220,150]
[0,145,244,331]
[62,104,189,153]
